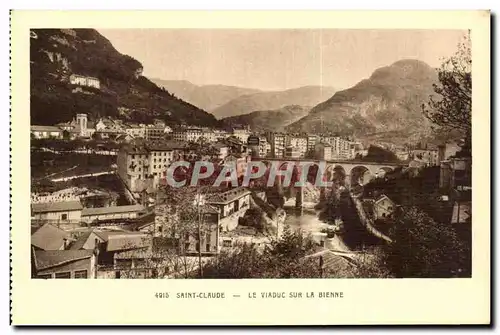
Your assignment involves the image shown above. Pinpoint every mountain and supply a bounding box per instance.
[211,86,337,119]
[150,79,261,111]
[221,105,311,132]
[30,29,219,127]
[285,60,439,144]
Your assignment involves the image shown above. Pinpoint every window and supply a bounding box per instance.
[196,243,200,252]
[132,155,135,159]
[61,213,68,220]
[116,259,133,269]
[206,244,211,252]
[55,271,71,279]
[158,226,163,233]
[38,274,52,279]
[184,242,190,250]
[74,270,88,278]
[154,165,156,169]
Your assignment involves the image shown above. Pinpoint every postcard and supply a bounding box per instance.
[10,10,490,325]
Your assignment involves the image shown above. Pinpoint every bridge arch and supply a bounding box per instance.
[374,166,394,178]
[350,165,374,186]
[326,164,347,186]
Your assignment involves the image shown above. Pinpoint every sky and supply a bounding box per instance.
[98,29,466,91]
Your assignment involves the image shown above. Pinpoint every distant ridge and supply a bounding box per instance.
[211,85,337,119]
[150,78,261,111]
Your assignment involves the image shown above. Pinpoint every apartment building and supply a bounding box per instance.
[286,135,308,158]
[266,132,287,158]
[117,141,191,192]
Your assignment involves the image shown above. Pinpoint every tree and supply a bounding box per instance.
[362,145,399,163]
[383,207,470,278]
[153,183,217,278]
[199,225,326,279]
[422,32,471,144]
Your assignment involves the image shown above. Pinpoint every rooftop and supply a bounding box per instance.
[81,204,145,217]
[31,223,70,251]
[106,234,150,252]
[33,249,94,270]
[304,249,356,272]
[147,140,191,151]
[31,125,62,132]
[93,230,141,242]
[69,230,94,250]
[32,200,83,213]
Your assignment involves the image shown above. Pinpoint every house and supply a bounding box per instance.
[32,249,97,279]
[31,223,72,251]
[207,187,251,231]
[30,125,63,139]
[372,194,395,220]
[81,204,146,224]
[95,231,154,279]
[31,201,83,224]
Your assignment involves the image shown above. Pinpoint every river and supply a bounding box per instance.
[282,203,350,251]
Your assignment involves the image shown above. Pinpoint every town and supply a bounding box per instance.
[30,111,471,279]
[29,28,472,280]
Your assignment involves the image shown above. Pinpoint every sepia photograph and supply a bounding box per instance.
[28,27,473,280]
[10,9,491,326]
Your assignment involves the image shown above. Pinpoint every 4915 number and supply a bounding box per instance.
[155,292,170,299]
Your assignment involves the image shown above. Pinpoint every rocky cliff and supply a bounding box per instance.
[286,60,438,144]
[30,29,219,127]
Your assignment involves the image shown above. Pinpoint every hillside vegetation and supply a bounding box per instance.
[30,29,219,127]
[221,105,310,132]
